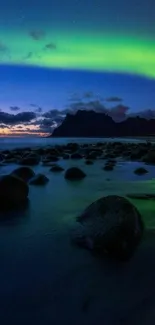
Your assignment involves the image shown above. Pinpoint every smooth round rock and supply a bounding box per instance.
[74,195,144,261]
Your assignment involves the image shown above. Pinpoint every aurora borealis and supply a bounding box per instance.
[1,31,155,79]
[0,0,155,136]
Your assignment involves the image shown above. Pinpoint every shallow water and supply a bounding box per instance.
[0,135,150,151]
[0,144,155,324]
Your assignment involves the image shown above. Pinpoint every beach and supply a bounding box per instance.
[0,137,155,324]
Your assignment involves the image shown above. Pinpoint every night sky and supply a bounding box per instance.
[0,0,155,136]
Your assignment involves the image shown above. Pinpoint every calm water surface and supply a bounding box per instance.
[0,138,155,324]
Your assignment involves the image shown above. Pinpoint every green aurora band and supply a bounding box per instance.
[1,30,155,79]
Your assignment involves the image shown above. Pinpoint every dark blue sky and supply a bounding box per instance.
[0,0,154,135]
[1,65,155,112]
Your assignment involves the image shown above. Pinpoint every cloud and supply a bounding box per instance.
[44,42,57,50]
[29,104,42,113]
[10,106,21,111]
[29,30,46,40]
[68,91,104,102]
[25,52,33,60]
[0,42,8,52]
[43,109,64,119]
[0,111,36,125]
[0,42,10,59]
[38,118,57,133]
[30,104,37,107]
[83,91,94,99]
[35,107,42,113]
[0,124,10,129]
[68,100,107,114]
[106,96,123,102]
[68,92,81,102]
[109,104,130,121]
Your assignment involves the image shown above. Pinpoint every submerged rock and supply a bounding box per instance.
[62,153,70,160]
[50,165,64,172]
[73,195,144,261]
[0,174,29,211]
[19,154,40,166]
[127,193,155,200]
[103,164,114,171]
[47,155,59,162]
[134,167,148,175]
[85,160,93,165]
[65,167,86,180]
[30,174,49,186]
[11,167,35,182]
[71,152,83,159]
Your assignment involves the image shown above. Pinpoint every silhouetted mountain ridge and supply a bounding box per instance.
[51,110,155,137]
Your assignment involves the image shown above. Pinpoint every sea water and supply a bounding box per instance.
[0,138,155,324]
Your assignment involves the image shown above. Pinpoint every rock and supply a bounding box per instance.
[134,167,148,175]
[71,153,83,159]
[127,193,155,200]
[142,151,155,164]
[85,160,93,165]
[0,174,29,211]
[66,143,79,152]
[130,147,148,160]
[11,167,35,182]
[30,174,49,186]
[0,153,5,161]
[42,161,57,166]
[48,155,59,162]
[19,154,40,166]
[73,195,144,261]
[4,158,17,164]
[50,165,64,172]
[65,167,86,180]
[63,154,70,159]
[103,164,114,171]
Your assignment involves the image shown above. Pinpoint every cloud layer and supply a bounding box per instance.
[0,111,36,125]
[0,99,155,136]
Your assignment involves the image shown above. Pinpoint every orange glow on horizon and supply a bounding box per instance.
[0,125,49,137]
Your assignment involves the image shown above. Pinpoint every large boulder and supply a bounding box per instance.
[73,195,144,261]
[65,167,86,180]
[19,154,40,166]
[11,167,35,182]
[0,174,29,210]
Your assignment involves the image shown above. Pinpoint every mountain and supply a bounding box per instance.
[51,110,155,137]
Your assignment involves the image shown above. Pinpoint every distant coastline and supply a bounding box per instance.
[50,110,155,138]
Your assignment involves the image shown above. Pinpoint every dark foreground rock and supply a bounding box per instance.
[73,195,144,261]
[11,167,35,182]
[65,167,86,180]
[30,174,49,186]
[0,175,29,211]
